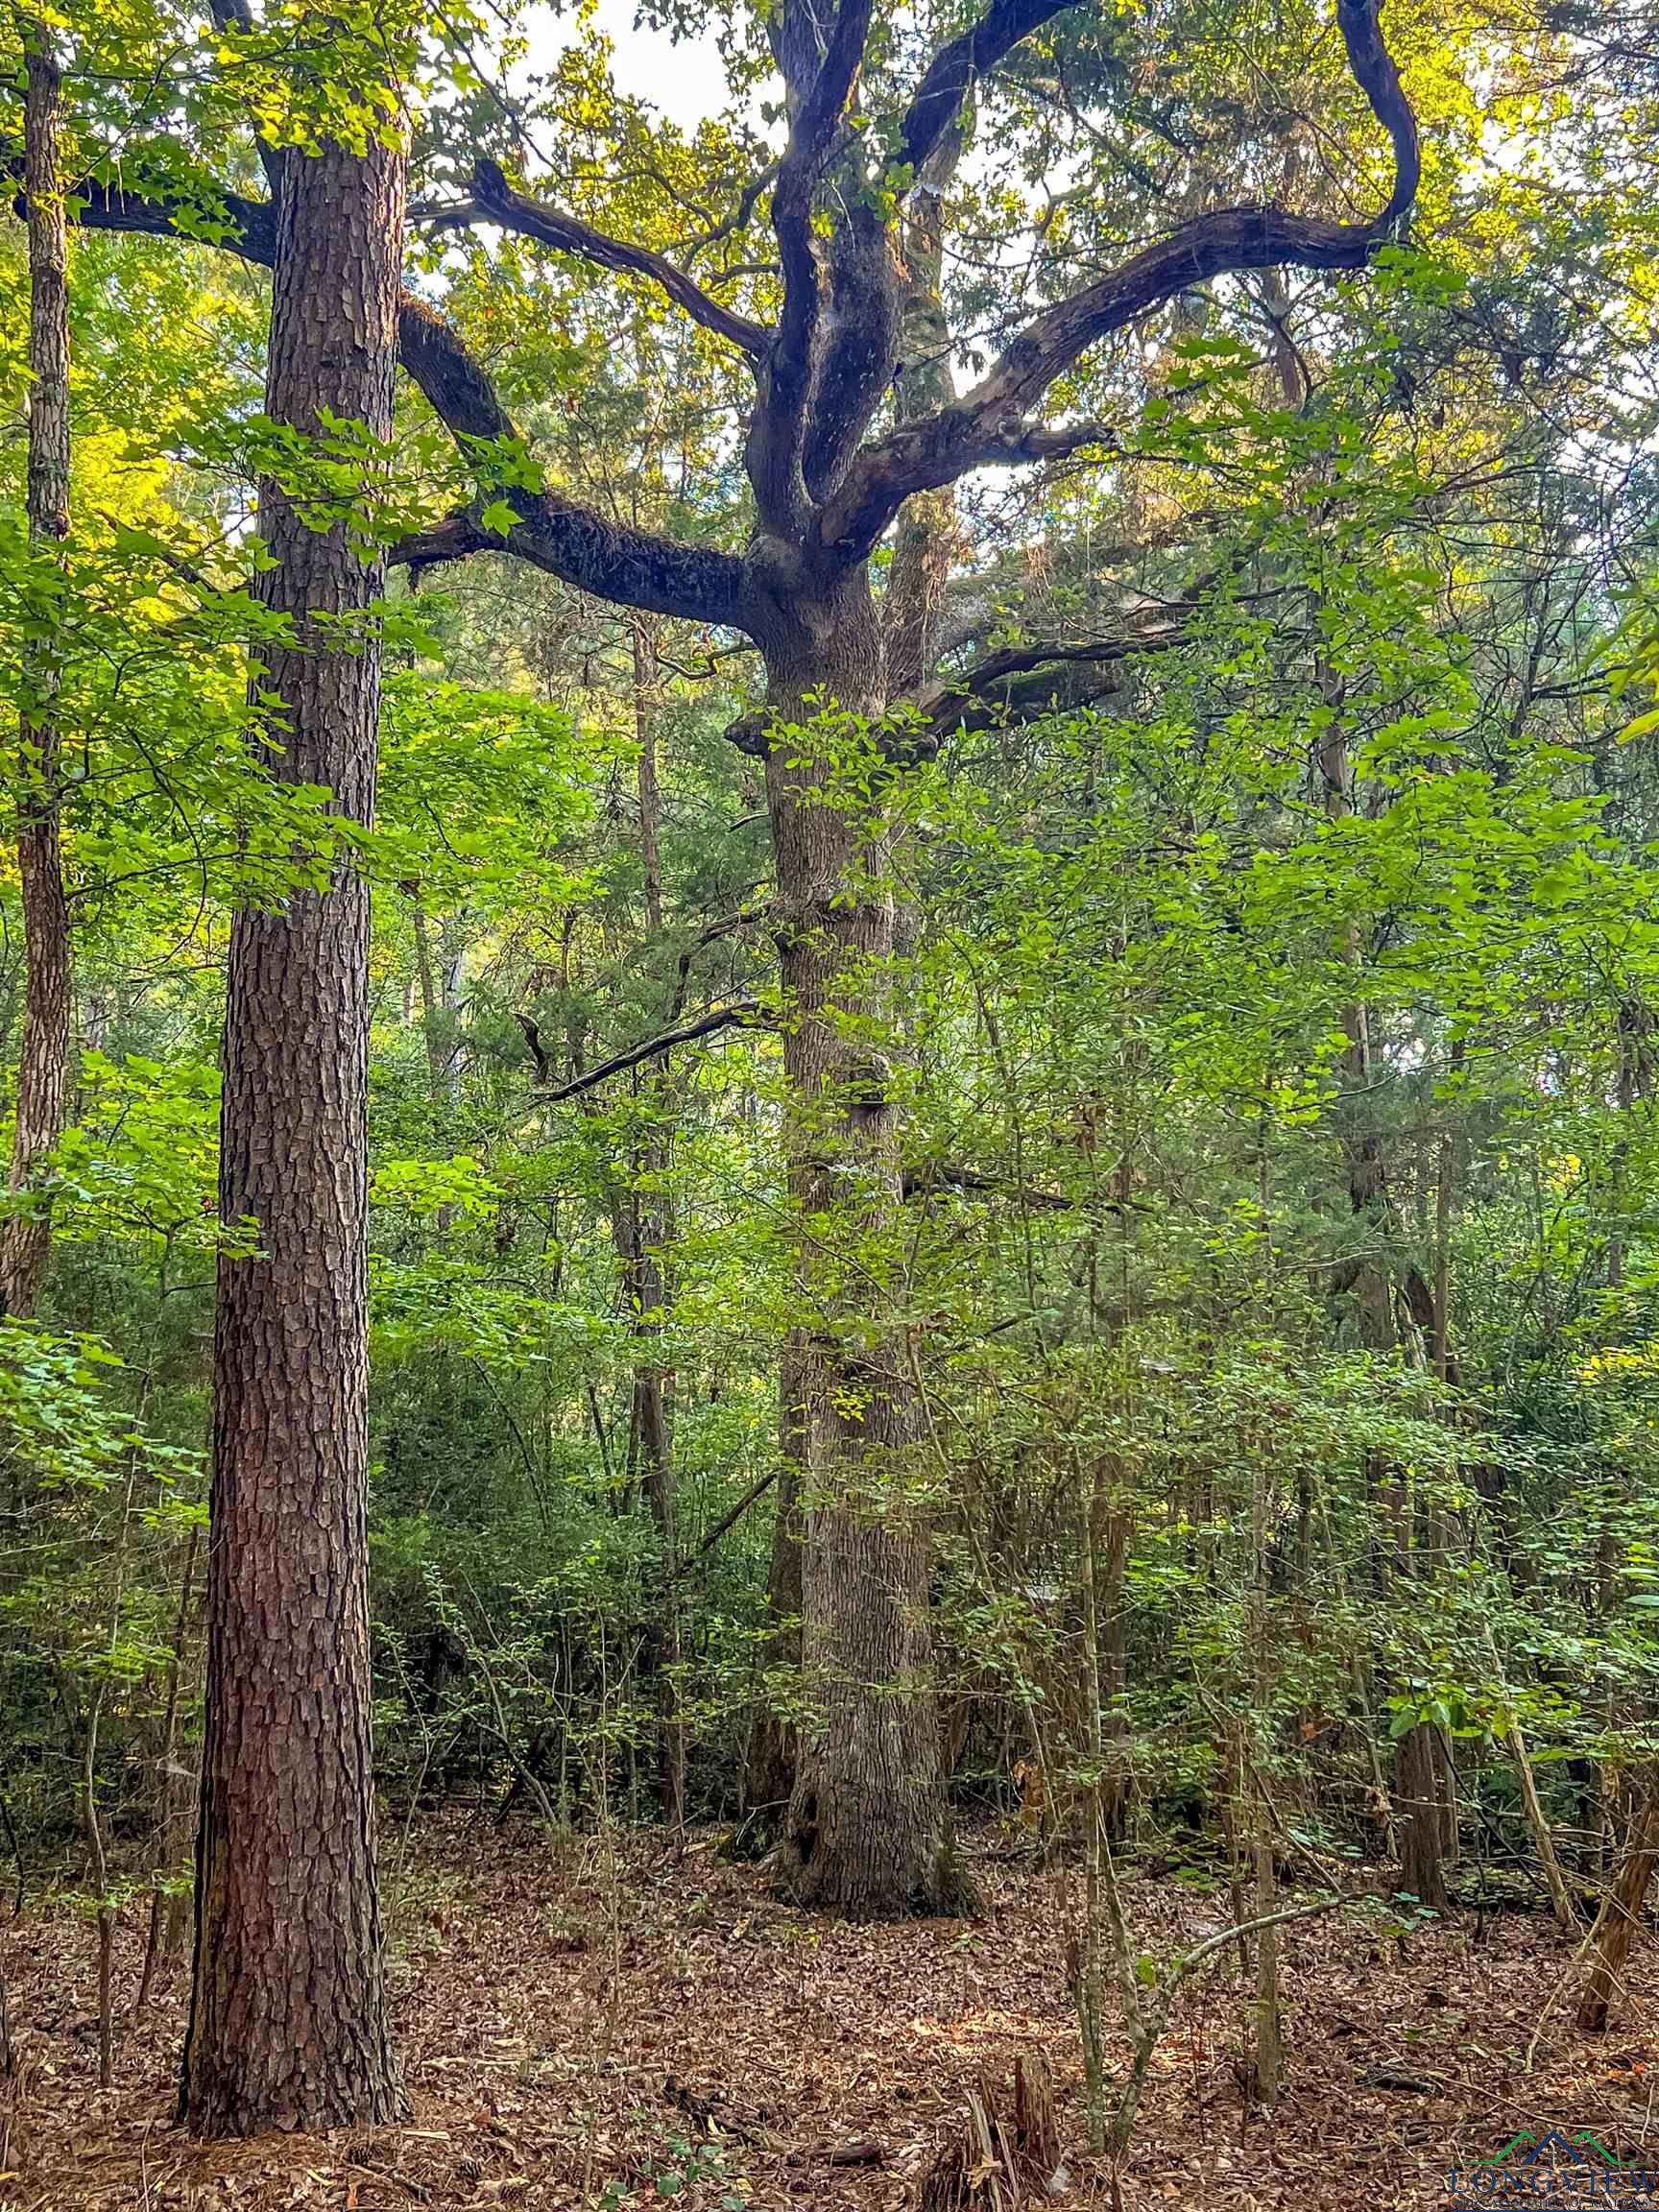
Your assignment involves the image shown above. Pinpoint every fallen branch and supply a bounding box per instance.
[345,2159,431,2204]
[664,2075,884,2168]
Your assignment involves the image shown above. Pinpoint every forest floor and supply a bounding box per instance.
[1,1815,1653,2209]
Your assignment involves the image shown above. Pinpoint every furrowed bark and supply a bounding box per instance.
[758,576,951,1915]
[180,114,408,2138]
[744,1359,805,1821]
[1,32,73,1323]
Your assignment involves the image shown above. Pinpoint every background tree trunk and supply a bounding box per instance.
[1,29,73,1323]
[1578,1775,1659,2032]
[180,117,407,2137]
[1395,1721,1450,1912]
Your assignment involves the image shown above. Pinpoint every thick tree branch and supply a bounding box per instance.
[898,0,1074,179]
[752,0,878,527]
[35,168,744,627]
[822,0,1419,558]
[467,158,768,361]
[390,492,746,628]
[41,170,277,260]
[912,619,1198,739]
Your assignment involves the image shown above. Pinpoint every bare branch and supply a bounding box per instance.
[902,1162,1075,1209]
[685,1468,780,1566]
[913,623,1187,739]
[467,157,768,362]
[537,1001,766,1103]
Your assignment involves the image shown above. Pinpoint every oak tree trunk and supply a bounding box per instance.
[180,117,408,2137]
[743,1350,805,1820]
[1,32,73,1323]
[760,570,950,1914]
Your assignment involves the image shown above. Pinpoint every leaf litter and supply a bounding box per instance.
[0,1816,1652,2209]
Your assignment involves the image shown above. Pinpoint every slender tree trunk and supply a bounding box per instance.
[633,620,665,936]
[0,30,73,1322]
[135,1522,202,2014]
[1248,1445,1281,2104]
[762,573,950,1915]
[180,117,407,2137]
[1578,1774,1659,2032]
[629,632,683,1821]
[409,892,450,1102]
[1395,1721,1449,1912]
[613,1172,684,1825]
[1075,1449,1109,2153]
[1506,1715,1578,1937]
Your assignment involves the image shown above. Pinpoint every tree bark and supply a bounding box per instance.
[1578,1775,1659,2032]
[1,30,73,1322]
[180,115,408,2137]
[1395,1721,1449,1912]
[743,1349,805,1819]
[760,570,950,1914]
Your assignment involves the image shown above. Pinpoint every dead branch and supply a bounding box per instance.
[539,1002,766,1102]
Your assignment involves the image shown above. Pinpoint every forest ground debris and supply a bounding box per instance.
[0,1817,1654,2209]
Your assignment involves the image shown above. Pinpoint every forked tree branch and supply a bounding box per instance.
[822,0,1420,557]
[913,624,1188,740]
[534,1001,767,1102]
[897,0,1074,178]
[466,157,768,361]
[754,0,878,527]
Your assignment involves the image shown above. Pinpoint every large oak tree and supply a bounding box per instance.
[53,0,1417,1916]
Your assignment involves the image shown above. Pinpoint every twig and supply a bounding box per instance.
[663,2076,884,2167]
[345,2159,430,2203]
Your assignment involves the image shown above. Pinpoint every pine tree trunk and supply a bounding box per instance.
[180,119,407,2137]
[761,575,950,1914]
[1,31,73,1322]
